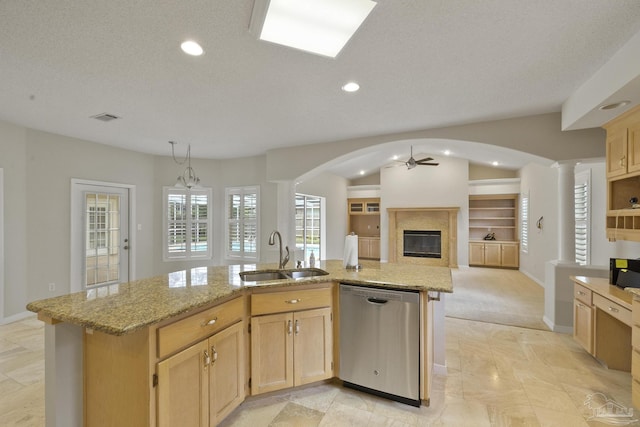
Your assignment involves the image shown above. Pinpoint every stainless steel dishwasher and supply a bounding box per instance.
[339,283,420,407]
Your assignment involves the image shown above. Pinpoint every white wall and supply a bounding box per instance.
[380,155,469,264]
[519,163,559,284]
[296,172,349,261]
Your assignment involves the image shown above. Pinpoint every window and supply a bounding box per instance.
[296,194,323,262]
[226,186,259,260]
[521,193,529,253]
[163,187,212,260]
[575,170,591,265]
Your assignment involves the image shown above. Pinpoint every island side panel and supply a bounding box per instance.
[420,291,434,404]
[84,327,153,427]
[45,322,84,427]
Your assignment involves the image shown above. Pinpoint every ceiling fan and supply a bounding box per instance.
[394,146,439,170]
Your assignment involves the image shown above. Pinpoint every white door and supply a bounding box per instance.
[71,181,131,291]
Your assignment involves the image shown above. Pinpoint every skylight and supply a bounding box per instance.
[250,0,377,58]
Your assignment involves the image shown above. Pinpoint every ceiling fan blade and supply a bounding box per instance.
[417,162,439,166]
[416,157,433,163]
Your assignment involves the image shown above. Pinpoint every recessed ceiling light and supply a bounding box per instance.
[359,170,365,175]
[392,155,399,160]
[342,82,360,92]
[250,0,377,58]
[181,40,204,56]
[599,101,631,110]
[492,161,499,167]
[444,150,451,156]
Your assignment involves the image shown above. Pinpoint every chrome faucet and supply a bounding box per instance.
[268,230,290,269]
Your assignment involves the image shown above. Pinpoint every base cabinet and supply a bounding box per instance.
[157,321,245,427]
[468,241,519,268]
[251,307,333,395]
[358,236,380,260]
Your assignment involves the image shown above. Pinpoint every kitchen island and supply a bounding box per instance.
[27,260,452,427]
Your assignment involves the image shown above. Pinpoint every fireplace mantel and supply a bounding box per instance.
[387,207,459,267]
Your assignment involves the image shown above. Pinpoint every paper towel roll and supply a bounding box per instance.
[343,234,359,268]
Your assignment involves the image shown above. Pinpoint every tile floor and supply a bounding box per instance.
[1,268,636,426]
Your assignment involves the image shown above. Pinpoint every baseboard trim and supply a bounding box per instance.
[433,363,447,376]
[1,310,34,325]
[521,269,545,288]
[543,315,572,334]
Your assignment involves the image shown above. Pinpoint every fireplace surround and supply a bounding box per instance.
[388,207,459,267]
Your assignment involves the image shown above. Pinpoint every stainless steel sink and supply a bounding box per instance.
[239,270,289,282]
[285,268,329,279]
[239,268,329,282]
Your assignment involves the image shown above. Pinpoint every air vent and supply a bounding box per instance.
[91,113,121,122]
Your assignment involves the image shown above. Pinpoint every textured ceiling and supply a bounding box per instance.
[1,1,640,173]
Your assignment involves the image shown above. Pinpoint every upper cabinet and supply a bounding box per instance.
[348,198,380,215]
[603,105,640,242]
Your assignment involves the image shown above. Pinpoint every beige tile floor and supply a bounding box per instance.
[1,268,635,426]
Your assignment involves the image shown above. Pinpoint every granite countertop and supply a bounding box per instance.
[572,275,633,309]
[27,260,452,336]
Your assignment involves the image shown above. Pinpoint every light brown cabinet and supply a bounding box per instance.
[250,286,333,396]
[603,105,640,242]
[359,236,380,260]
[573,283,594,354]
[468,241,519,268]
[632,298,640,408]
[348,198,381,260]
[157,321,245,427]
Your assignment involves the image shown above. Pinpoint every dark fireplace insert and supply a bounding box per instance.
[403,230,441,258]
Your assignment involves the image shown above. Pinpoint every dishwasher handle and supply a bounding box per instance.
[367,297,389,305]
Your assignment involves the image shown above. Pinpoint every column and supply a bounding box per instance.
[555,161,577,263]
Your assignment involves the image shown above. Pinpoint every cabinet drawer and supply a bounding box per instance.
[158,297,244,358]
[593,293,632,326]
[574,283,592,305]
[251,287,332,316]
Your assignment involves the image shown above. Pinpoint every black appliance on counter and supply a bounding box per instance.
[610,258,640,288]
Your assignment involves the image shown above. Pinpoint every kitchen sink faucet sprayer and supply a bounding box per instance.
[268,230,289,269]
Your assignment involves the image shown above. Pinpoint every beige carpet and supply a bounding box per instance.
[446,267,549,330]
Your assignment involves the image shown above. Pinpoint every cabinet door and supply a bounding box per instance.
[606,127,628,178]
[293,307,333,386]
[500,243,519,267]
[209,321,245,426]
[369,238,380,259]
[574,299,594,355]
[358,238,371,259]
[484,243,501,266]
[628,123,640,173]
[157,340,209,427]
[251,313,294,395]
[468,243,485,265]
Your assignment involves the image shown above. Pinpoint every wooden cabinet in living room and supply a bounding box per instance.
[250,286,333,396]
[573,282,594,355]
[348,197,381,260]
[468,241,519,268]
[358,236,380,260]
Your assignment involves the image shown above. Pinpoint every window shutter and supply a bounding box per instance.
[574,172,590,265]
[521,194,529,253]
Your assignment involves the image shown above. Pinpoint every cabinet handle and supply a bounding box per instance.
[211,346,218,363]
[287,320,293,335]
[620,155,626,167]
[285,299,301,304]
[295,319,300,335]
[608,306,620,313]
[577,302,585,309]
[577,291,586,296]
[201,317,217,327]
[204,350,211,368]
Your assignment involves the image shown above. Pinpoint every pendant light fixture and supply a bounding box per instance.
[169,141,201,189]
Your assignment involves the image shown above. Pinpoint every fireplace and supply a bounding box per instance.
[403,230,441,259]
